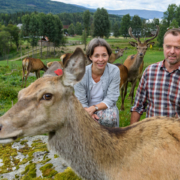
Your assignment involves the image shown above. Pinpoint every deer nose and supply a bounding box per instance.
[0,124,2,131]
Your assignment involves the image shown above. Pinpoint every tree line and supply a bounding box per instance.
[1,3,180,58]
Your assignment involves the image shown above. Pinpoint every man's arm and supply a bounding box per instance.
[130,111,141,124]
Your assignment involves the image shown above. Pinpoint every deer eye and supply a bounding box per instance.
[42,93,52,100]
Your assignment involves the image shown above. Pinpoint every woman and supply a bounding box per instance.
[74,38,120,127]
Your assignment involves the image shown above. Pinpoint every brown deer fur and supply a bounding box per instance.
[123,26,159,106]
[114,63,128,111]
[22,57,48,88]
[1,48,180,180]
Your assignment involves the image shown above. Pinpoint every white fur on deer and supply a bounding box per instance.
[1,48,180,180]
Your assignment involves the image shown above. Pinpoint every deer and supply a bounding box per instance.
[114,63,128,111]
[1,47,180,180]
[123,26,159,106]
[22,57,48,88]
[108,47,127,63]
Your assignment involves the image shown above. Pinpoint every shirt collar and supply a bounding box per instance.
[160,59,180,72]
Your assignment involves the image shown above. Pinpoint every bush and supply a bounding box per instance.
[0,86,18,100]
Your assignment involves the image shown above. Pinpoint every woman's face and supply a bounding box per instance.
[90,46,109,72]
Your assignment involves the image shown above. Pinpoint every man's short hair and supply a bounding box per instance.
[164,28,180,41]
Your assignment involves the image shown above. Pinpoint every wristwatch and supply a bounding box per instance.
[93,105,98,111]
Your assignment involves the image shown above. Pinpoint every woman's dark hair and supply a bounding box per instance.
[86,38,112,60]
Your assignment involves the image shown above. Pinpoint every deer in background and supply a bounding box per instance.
[123,26,159,106]
[108,47,127,63]
[1,47,180,180]
[22,57,48,88]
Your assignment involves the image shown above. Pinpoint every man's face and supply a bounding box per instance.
[163,33,180,66]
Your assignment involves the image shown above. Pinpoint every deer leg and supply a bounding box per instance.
[24,71,30,88]
[123,81,128,99]
[130,79,137,105]
[120,86,125,111]
[35,70,40,79]
[21,68,25,88]
[128,81,134,98]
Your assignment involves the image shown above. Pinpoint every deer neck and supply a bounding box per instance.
[48,96,125,180]
[129,54,144,72]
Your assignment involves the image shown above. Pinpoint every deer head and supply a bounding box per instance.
[128,26,159,57]
[0,47,86,144]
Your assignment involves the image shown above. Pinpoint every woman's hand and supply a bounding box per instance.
[84,106,99,121]
[84,106,96,116]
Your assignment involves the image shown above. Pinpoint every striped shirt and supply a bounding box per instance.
[131,60,180,117]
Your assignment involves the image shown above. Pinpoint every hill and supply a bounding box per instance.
[108,9,164,20]
[0,0,164,19]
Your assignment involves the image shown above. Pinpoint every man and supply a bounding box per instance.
[130,28,180,124]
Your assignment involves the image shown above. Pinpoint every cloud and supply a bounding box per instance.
[51,0,180,12]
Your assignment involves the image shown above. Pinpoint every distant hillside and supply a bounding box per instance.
[108,9,164,19]
[0,0,164,20]
[0,0,94,14]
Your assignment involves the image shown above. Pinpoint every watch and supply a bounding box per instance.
[93,105,98,111]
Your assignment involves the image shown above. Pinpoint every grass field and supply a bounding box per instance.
[0,36,165,127]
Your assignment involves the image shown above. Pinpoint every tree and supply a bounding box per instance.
[175,5,180,26]
[5,24,20,51]
[120,14,131,38]
[169,19,179,28]
[113,22,120,37]
[44,13,56,57]
[75,22,82,35]
[52,15,64,55]
[29,12,39,57]
[68,23,75,36]
[163,4,177,26]
[157,22,168,47]
[0,31,10,56]
[131,15,142,37]
[93,8,110,38]
[83,10,90,50]
[83,10,90,36]
[38,12,47,58]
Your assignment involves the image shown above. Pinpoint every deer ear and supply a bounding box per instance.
[63,47,86,87]
[129,41,137,47]
[43,61,63,77]
[147,42,155,47]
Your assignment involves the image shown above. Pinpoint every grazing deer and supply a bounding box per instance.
[22,57,48,88]
[123,26,159,105]
[114,63,128,111]
[1,47,180,180]
[108,47,127,63]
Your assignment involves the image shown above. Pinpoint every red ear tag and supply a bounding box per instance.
[54,69,63,76]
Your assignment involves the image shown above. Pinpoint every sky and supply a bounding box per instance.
[51,0,180,12]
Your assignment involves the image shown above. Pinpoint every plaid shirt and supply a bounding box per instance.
[131,60,180,117]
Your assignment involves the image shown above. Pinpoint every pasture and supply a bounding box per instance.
[0,36,164,126]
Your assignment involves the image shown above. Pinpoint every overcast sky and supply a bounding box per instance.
[51,0,180,12]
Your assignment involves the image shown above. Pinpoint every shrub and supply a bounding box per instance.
[0,86,18,100]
